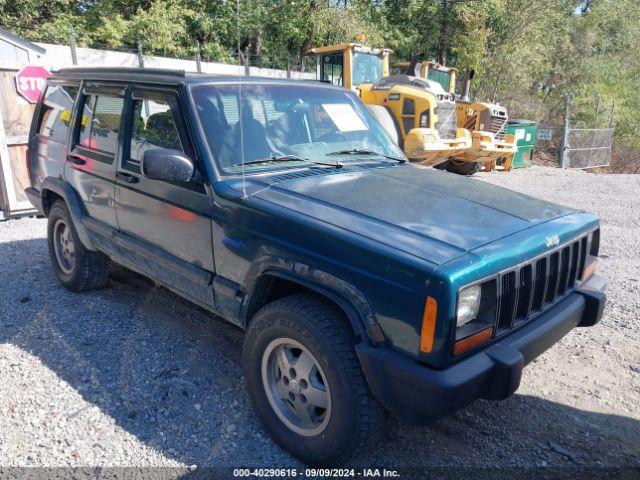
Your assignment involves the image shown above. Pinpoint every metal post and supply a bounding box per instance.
[69,27,78,66]
[287,54,291,79]
[607,101,616,165]
[587,96,600,166]
[236,0,242,72]
[137,35,149,118]
[195,40,202,73]
[136,35,145,68]
[244,46,250,76]
[607,101,615,128]
[560,93,571,168]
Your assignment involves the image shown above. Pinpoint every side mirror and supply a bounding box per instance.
[141,148,196,183]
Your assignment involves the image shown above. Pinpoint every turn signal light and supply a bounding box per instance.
[583,259,597,281]
[454,326,493,356]
[419,296,437,354]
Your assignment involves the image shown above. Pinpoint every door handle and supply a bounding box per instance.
[116,171,140,184]
[66,154,86,166]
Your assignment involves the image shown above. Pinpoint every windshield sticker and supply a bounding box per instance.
[322,103,367,132]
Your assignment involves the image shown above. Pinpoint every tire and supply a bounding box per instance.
[444,159,481,176]
[47,200,110,292]
[243,294,384,466]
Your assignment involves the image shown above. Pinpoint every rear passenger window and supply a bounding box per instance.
[37,84,78,143]
[78,94,124,154]
[128,93,183,165]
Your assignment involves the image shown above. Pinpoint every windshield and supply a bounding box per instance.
[352,52,383,86]
[192,84,405,174]
[427,68,452,93]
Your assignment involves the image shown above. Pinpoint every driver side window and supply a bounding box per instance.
[126,92,183,171]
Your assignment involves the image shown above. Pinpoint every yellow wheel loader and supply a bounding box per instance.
[309,43,473,173]
[420,62,517,171]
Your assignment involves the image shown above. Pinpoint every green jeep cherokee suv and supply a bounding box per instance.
[25,68,606,466]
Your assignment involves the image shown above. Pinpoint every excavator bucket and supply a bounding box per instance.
[452,132,517,170]
[404,128,471,165]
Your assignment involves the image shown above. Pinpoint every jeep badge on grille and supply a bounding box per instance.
[546,235,560,247]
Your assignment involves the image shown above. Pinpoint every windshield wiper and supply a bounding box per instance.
[232,154,343,169]
[326,148,406,163]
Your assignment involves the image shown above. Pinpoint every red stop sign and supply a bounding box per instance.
[15,65,51,103]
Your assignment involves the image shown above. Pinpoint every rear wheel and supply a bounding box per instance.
[47,200,110,292]
[243,294,384,465]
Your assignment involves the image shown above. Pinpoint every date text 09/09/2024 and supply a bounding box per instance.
[232,468,400,477]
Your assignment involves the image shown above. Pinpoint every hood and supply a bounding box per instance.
[244,164,575,265]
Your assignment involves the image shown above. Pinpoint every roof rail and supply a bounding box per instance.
[52,67,186,85]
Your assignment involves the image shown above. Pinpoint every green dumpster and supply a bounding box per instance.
[506,119,537,168]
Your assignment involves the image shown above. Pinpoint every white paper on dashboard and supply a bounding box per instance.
[322,103,367,132]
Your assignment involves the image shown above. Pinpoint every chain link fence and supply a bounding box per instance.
[560,95,615,169]
[563,127,614,169]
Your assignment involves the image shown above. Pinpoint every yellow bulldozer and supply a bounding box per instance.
[419,62,517,171]
[309,43,516,174]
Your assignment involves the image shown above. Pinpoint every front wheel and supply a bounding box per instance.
[243,294,384,465]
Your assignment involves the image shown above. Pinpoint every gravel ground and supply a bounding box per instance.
[0,166,638,476]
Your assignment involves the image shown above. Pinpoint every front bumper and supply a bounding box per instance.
[356,274,606,424]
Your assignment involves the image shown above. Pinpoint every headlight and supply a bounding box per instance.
[456,285,481,327]
[454,281,497,355]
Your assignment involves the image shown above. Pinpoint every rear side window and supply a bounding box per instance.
[78,94,124,154]
[36,84,78,143]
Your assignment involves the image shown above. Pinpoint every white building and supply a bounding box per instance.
[0,28,46,65]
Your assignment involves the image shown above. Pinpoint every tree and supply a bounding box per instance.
[1,0,638,166]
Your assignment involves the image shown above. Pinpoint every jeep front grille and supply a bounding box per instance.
[494,236,588,336]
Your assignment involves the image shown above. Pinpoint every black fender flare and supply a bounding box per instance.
[242,263,384,346]
[41,177,96,251]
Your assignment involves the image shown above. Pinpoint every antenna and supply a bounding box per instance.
[237,0,247,198]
